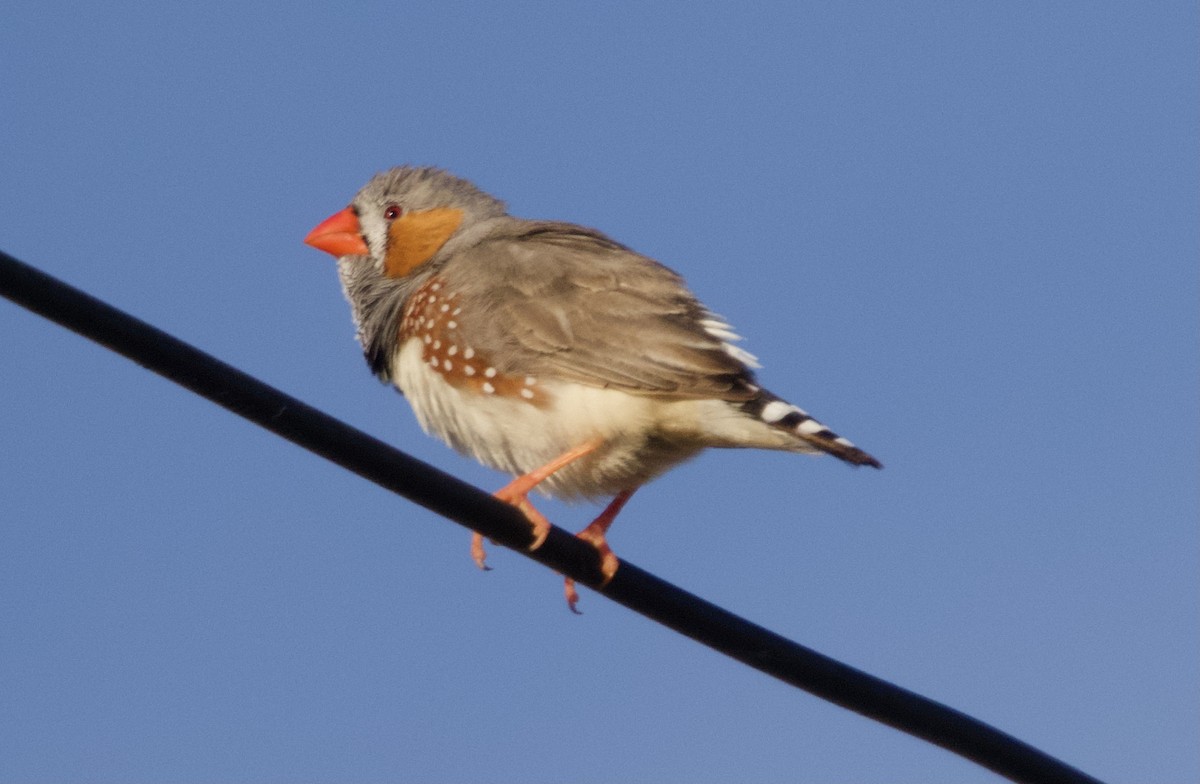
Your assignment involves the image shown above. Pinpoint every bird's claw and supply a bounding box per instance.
[470,532,493,571]
[563,527,619,613]
[475,489,553,570]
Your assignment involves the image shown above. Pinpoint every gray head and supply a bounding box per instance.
[349,166,508,264]
[305,166,508,378]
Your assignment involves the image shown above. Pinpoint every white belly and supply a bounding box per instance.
[391,339,800,499]
[392,339,692,499]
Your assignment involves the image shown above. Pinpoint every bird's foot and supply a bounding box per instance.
[493,486,553,551]
[471,487,552,571]
[470,532,492,571]
[564,522,619,614]
[471,440,603,570]
[562,489,634,613]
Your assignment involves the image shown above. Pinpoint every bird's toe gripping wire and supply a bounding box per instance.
[563,488,634,613]
[471,439,634,611]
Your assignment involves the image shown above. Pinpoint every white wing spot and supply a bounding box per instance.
[440,303,450,313]
[463,347,475,360]
[520,388,534,399]
[798,419,825,435]
[423,334,432,345]
[447,320,457,329]
[432,339,441,350]
[463,365,476,376]
[524,376,536,386]
[701,319,740,341]
[452,307,462,316]
[429,357,439,368]
[447,345,458,356]
[443,360,452,371]
[722,342,761,368]
[482,382,495,394]
[760,401,793,423]
[701,315,760,368]
[484,367,497,378]
[835,436,855,447]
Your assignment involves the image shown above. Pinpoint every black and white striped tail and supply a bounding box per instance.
[741,390,882,468]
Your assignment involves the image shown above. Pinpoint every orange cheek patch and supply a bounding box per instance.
[384,207,464,278]
[400,277,549,407]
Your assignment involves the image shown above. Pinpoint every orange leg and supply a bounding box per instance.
[471,438,603,571]
[564,488,637,614]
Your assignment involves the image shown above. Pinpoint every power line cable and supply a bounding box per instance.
[0,250,1106,784]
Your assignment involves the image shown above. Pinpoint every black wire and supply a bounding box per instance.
[0,249,1106,784]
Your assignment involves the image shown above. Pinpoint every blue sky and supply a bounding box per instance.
[1,3,1196,782]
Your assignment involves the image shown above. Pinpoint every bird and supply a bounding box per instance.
[304,166,881,611]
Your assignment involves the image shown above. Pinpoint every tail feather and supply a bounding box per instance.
[741,390,882,468]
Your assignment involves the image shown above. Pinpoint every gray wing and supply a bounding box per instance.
[444,221,758,401]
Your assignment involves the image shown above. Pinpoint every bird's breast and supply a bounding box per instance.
[398,275,549,402]
[391,333,711,500]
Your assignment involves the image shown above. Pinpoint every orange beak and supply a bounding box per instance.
[304,207,370,257]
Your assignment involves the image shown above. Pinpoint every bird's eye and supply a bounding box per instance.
[384,204,403,221]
